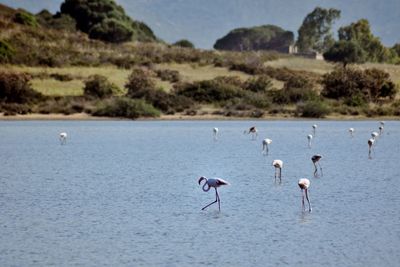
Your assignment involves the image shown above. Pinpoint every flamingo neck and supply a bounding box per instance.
[201,180,211,192]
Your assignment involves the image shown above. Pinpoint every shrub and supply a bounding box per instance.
[0,71,43,103]
[125,68,156,98]
[244,75,273,93]
[50,73,74,81]
[297,100,330,118]
[174,76,245,103]
[155,69,181,83]
[84,75,116,99]
[173,39,195,48]
[13,11,38,27]
[93,97,160,119]
[0,40,15,63]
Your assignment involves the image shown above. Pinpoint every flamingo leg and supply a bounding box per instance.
[201,188,218,211]
[216,189,221,211]
[301,189,305,211]
[305,189,312,212]
[266,145,269,155]
[279,168,282,182]
[318,162,323,177]
[313,163,318,177]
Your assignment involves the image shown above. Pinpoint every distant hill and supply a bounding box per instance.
[214,25,294,52]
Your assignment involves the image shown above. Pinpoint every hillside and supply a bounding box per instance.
[0,2,399,120]
[214,25,294,52]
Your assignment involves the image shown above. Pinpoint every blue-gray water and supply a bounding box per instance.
[1,120,399,266]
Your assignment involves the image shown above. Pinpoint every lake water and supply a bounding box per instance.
[1,120,399,266]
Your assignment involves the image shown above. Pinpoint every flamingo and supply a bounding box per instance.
[213,127,219,140]
[272,159,283,182]
[311,154,323,177]
[368,138,375,158]
[262,138,272,155]
[245,126,258,140]
[298,178,312,212]
[380,121,385,126]
[378,126,384,135]
[312,124,317,136]
[371,131,379,139]
[198,177,229,211]
[349,128,354,137]
[59,132,67,145]
[307,134,313,148]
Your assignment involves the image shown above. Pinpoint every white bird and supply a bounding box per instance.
[272,159,283,182]
[307,134,313,148]
[59,132,67,145]
[378,126,384,135]
[213,127,219,140]
[312,124,317,136]
[245,126,258,140]
[380,121,385,126]
[349,128,354,137]
[371,131,379,139]
[198,177,229,211]
[368,138,375,158]
[311,154,323,177]
[262,138,272,155]
[298,178,312,212]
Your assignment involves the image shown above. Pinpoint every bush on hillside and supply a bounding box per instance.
[0,40,15,63]
[0,71,43,103]
[297,100,330,118]
[93,97,160,119]
[155,69,181,83]
[84,75,116,98]
[173,39,195,48]
[125,68,156,98]
[13,11,38,27]
[244,75,273,93]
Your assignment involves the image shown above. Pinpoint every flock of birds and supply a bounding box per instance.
[57,121,386,213]
[199,121,386,213]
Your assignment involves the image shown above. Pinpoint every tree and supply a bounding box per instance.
[297,7,341,52]
[84,75,115,98]
[323,40,366,67]
[173,39,195,48]
[338,19,393,62]
[60,0,156,43]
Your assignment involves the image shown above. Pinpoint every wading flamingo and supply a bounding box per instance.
[213,127,219,140]
[307,134,313,148]
[379,126,384,135]
[59,132,67,145]
[311,154,323,177]
[368,138,375,158]
[262,138,272,155]
[244,126,258,140]
[272,159,283,182]
[298,178,312,212]
[380,121,385,126]
[312,124,317,136]
[198,177,229,211]
[349,128,354,137]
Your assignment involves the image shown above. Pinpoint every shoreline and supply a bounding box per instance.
[0,112,398,121]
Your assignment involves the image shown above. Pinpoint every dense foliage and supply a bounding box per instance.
[321,67,397,102]
[214,25,294,52]
[297,7,340,52]
[84,75,116,98]
[0,71,43,103]
[60,0,156,43]
[173,39,195,48]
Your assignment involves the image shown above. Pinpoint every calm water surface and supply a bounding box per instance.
[1,120,399,266]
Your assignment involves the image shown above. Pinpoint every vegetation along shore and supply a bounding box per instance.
[1,1,400,120]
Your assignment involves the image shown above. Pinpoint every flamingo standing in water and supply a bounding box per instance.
[198,177,229,211]
[349,128,354,137]
[59,132,67,145]
[307,134,313,148]
[213,127,219,140]
[298,178,312,212]
[368,138,375,158]
[312,124,317,136]
[262,138,272,155]
[245,126,258,140]
[380,121,385,126]
[272,159,283,182]
[311,154,323,177]
[378,126,384,135]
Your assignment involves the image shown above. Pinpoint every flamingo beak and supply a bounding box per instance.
[198,177,205,185]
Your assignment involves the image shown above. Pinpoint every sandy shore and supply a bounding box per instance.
[0,112,398,121]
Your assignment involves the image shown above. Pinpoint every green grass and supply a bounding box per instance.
[30,79,84,96]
